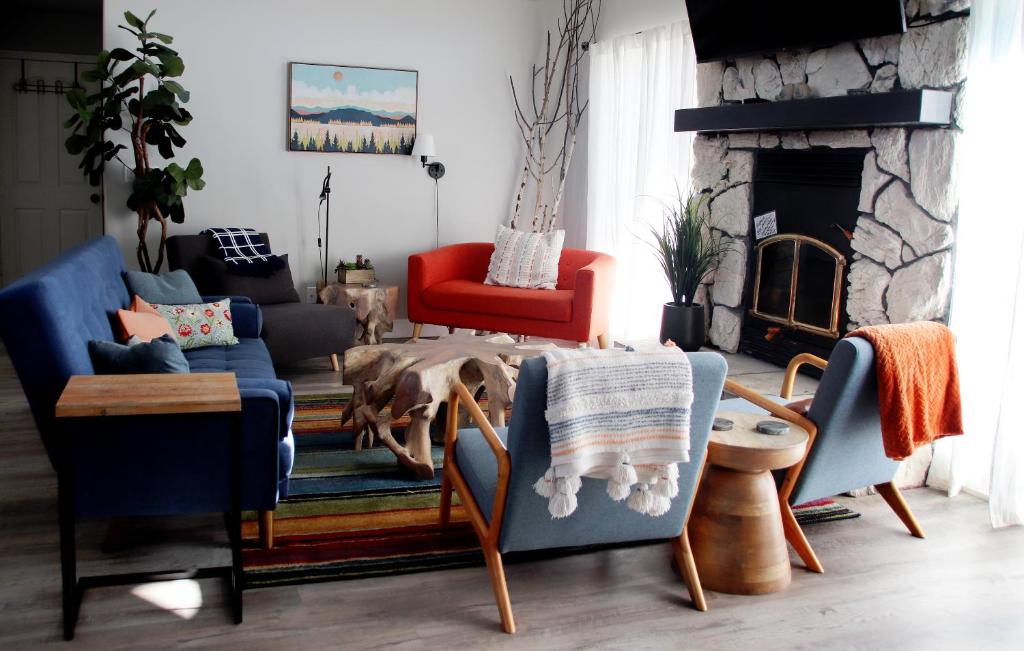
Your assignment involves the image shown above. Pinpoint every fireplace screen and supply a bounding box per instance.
[750,234,846,338]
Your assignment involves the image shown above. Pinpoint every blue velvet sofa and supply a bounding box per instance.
[0,236,295,523]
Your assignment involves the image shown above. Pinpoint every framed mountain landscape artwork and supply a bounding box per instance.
[288,62,417,155]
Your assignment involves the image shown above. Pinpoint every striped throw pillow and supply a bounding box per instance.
[484,225,565,290]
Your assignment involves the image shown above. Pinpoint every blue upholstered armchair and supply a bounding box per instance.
[719,338,926,574]
[439,352,727,633]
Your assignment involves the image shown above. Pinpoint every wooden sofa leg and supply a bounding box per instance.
[447,325,456,334]
[875,482,926,538]
[781,500,824,573]
[597,334,610,349]
[483,546,516,634]
[673,527,707,611]
[258,510,274,550]
[329,354,340,372]
[412,323,423,340]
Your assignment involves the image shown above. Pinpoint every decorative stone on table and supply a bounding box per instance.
[340,333,555,479]
[320,283,399,346]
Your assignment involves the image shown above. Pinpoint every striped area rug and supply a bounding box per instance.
[241,391,482,588]
[792,498,861,525]
[242,392,857,587]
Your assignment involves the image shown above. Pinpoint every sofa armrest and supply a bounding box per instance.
[227,301,262,338]
[67,385,287,516]
[572,252,616,338]
[202,295,253,305]
[238,377,293,438]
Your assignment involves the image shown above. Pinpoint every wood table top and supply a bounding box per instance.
[56,372,241,418]
[709,410,809,473]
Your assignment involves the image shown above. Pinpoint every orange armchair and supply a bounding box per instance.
[408,243,615,347]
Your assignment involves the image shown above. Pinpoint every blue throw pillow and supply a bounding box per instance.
[88,334,190,374]
[125,269,203,305]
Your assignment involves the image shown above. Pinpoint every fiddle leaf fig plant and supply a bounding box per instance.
[64,9,204,272]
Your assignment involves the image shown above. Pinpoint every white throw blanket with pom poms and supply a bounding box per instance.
[534,344,693,518]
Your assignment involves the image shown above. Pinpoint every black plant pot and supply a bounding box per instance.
[660,303,706,352]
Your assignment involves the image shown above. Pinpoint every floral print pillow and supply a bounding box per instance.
[153,299,239,350]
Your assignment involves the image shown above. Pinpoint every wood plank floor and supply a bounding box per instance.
[1,351,1022,649]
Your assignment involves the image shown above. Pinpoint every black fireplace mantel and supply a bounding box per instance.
[674,89,953,134]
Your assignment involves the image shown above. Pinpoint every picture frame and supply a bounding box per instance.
[287,62,418,155]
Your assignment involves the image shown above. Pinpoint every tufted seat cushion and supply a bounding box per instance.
[184,337,277,378]
[423,280,573,322]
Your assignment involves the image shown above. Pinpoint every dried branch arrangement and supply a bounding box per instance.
[509,0,601,233]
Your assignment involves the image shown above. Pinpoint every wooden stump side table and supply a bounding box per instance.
[320,282,399,345]
[690,411,809,595]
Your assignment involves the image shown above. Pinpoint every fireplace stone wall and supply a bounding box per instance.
[692,0,970,353]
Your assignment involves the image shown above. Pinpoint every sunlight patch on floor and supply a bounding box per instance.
[130,579,203,619]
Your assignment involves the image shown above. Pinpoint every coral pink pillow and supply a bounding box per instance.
[117,295,175,342]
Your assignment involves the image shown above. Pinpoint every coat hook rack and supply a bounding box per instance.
[10,59,83,94]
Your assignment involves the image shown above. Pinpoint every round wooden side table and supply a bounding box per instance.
[690,410,808,595]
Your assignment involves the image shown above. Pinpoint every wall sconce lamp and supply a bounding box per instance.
[411,133,445,180]
[411,133,445,247]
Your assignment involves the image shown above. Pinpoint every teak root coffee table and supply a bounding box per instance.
[340,333,554,479]
[690,410,809,595]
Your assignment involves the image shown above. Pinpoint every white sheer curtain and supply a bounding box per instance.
[928,0,1024,527]
[586,22,696,342]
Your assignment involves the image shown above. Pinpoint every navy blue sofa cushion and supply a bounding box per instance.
[0,236,294,515]
[89,334,190,374]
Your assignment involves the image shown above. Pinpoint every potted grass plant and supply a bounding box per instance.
[650,189,724,351]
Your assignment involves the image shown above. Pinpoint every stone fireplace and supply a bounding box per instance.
[683,0,969,362]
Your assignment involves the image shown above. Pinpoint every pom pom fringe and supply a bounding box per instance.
[533,468,555,498]
[607,479,632,501]
[548,475,581,518]
[610,453,638,486]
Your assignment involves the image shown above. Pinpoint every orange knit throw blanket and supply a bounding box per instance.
[847,322,964,460]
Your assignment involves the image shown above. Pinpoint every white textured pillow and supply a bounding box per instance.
[484,225,565,290]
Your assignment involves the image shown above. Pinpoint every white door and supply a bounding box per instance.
[0,53,104,287]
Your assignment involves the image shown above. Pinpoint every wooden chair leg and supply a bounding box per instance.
[672,528,707,611]
[597,333,610,349]
[329,354,340,372]
[875,482,926,538]
[781,500,824,573]
[258,510,274,550]
[439,472,453,528]
[412,323,423,340]
[483,545,516,634]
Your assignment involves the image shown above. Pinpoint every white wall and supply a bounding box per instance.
[595,0,687,42]
[102,0,543,327]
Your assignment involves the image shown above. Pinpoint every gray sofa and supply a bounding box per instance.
[167,233,357,367]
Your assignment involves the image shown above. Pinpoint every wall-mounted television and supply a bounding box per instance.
[685,0,907,63]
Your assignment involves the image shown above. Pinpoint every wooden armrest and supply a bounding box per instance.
[451,384,509,460]
[724,378,819,505]
[779,353,829,399]
[445,382,511,533]
[724,379,817,435]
